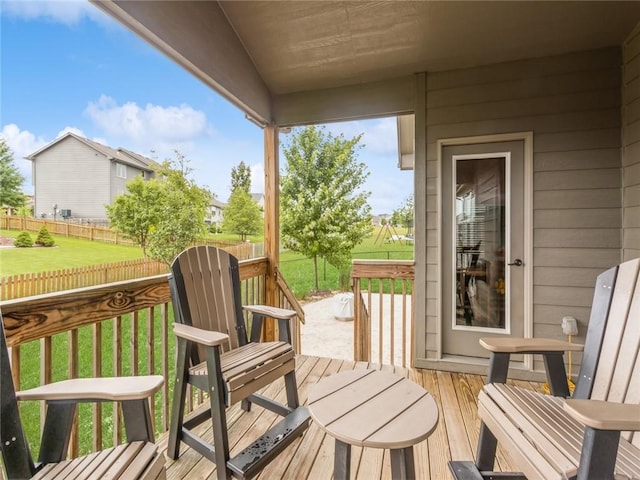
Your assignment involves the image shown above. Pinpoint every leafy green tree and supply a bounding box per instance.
[107,151,211,264]
[280,126,372,290]
[147,158,211,264]
[391,195,414,232]
[222,188,262,240]
[106,176,163,257]
[230,160,252,193]
[0,139,26,208]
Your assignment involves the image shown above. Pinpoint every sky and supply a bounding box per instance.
[0,0,413,214]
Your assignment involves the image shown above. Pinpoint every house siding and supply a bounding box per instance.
[623,24,640,261]
[34,136,111,219]
[420,48,623,374]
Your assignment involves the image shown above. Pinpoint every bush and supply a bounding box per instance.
[35,226,55,247]
[14,231,33,248]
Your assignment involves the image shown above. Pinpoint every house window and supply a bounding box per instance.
[116,163,127,179]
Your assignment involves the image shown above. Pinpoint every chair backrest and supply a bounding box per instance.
[169,246,247,363]
[0,315,35,479]
[574,257,640,447]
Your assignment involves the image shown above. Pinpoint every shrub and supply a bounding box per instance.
[14,231,33,248]
[35,226,55,247]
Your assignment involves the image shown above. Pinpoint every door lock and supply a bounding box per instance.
[508,259,523,266]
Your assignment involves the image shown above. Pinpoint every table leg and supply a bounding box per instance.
[334,440,351,480]
[391,447,415,479]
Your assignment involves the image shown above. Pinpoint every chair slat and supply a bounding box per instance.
[592,258,639,401]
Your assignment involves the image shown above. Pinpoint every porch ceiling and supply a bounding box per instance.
[92,1,640,125]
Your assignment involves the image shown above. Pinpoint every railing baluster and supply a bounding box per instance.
[93,323,103,451]
[40,337,52,434]
[113,316,122,445]
[68,328,79,457]
[147,306,156,430]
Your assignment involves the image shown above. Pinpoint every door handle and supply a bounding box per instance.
[508,259,523,266]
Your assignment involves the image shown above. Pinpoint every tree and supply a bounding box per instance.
[391,195,414,232]
[106,176,163,257]
[107,151,211,264]
[147,158,211,264]
[230,160,252,193]
[0,139,26,208]
[35,226,55,247]
[280,126,372,291]
[222,189,262,241]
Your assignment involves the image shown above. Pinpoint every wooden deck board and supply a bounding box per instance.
[158,355,539,480]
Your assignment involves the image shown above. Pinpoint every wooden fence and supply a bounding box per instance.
[0,216,255,254]
[0,258,169,300]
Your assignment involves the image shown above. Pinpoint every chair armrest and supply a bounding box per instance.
[243,305,297,321]
[480,337,584,353]
[565,399,640,431]
[174,323,229,346]
[16,375,163,402]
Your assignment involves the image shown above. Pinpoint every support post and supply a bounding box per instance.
[263,124,280,342]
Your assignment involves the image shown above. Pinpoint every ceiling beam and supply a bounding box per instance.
[91,0,272,124]
[272,76,416,127]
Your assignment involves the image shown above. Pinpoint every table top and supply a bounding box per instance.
[307,369,438,449]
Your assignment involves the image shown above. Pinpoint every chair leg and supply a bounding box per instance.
[476,422,498,471]
[168,337,189,460]
[284,370,299,409]
[576,427,619,480]
[207,346,231,480]
[122,398,155,442]
[38,402,76,464]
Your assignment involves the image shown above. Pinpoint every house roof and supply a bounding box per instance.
[25,132,155,172]
[210,197,226,209]
[92,1,640,126]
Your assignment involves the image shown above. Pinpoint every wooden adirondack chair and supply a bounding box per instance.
[450,257,640,480]
[0,315,166,479]
[166,245,310,480]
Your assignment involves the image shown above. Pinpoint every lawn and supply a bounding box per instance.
[0,229,145,277]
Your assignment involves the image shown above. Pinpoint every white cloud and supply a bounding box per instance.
[0,124,48,193]
[250,163,264,194]
[84,95,211,149]
[325,117,398,157]
[2,0,107,26]
[57,126,85,138]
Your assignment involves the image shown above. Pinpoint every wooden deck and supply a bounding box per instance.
[156,355,541,479]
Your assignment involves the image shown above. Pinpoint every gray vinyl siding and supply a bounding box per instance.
[34,136,111,219]
[624,24,640,262]
[420,47,623,371]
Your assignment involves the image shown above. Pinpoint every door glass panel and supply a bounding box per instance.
[455,157,506,329]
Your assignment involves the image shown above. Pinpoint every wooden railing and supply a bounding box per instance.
[0,257,304,459]
[351,260,415,367]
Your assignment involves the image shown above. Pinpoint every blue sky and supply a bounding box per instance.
[1,0,412,214]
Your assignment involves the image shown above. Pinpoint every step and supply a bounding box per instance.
[227,406,311,479]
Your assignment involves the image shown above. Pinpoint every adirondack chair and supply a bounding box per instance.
[166,245,310,480]
[449,257,640,480]
[0,315,166,479]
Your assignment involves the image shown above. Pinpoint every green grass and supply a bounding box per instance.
[0,230,145,276]
[280,227,414,298]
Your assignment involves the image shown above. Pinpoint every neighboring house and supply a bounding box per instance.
[94,2,640,378]
[250,193,265,210]
[207,197,227,227]
[25,133,155,221]
[371,214,391,226]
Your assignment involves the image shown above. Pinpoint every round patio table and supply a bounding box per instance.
[308,369,438,480]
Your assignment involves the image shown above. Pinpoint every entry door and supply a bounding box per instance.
[442,141,525,359]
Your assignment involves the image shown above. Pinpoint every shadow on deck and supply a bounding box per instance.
[156,355,541,479]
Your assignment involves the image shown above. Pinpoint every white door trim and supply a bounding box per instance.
[436,132,534,369]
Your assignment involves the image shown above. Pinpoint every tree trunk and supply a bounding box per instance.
[313,255,319,291]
